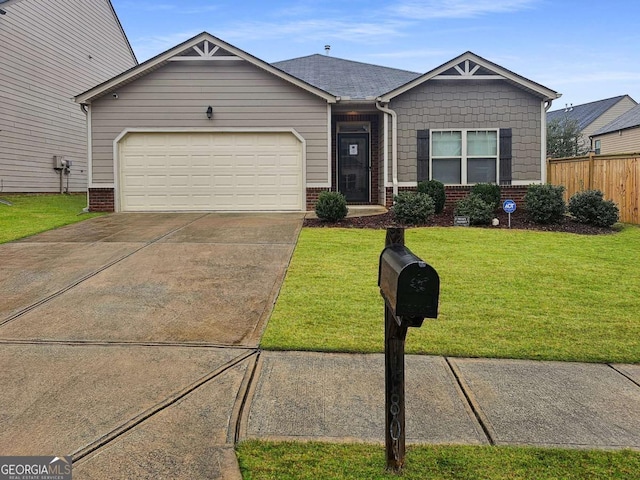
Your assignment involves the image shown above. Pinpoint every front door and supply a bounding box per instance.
[338,133,369,202]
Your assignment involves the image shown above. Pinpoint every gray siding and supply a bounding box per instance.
[0,0,136,192]
[90,61,329,184]
[593,128,640,155]
[390,80,542,183]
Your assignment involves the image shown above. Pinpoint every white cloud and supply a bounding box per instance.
[217,19,408,43]
[392,0,538,19]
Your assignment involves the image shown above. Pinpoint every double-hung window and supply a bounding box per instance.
[431,129,499,184]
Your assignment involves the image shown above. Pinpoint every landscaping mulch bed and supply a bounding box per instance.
[304,206,615,235]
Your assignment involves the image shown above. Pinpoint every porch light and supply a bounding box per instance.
[206,106,213,119]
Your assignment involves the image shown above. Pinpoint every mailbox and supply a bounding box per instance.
[378,244,439,325]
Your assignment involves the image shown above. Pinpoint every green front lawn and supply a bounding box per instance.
[0,194,103,243]
[262,226,640,363]
[237,441,640,480]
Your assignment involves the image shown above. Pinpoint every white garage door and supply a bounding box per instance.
[119,132,303,211]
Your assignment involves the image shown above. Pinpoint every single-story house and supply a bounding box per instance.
[547,95,637,154]
[0,0,136,193]
[590,104,640,155]
[75,32,560,212]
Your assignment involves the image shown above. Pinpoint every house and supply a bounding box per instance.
[0,0,136,194]
[75,32,559,212]
[547,95,637,154]
[590,104,640,154]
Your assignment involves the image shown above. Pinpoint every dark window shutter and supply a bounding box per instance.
[499,128,512,185]
[417,129,430,182]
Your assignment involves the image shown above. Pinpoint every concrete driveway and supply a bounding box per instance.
[0,212,303,478]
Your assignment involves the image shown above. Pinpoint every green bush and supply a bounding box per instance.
[470,183,501,209]
[454,194,494,225]
[417,180,446,213]
[568,190,619,227]
[315,191,348,222]
[524,184,566,224]
[392,192,435,225]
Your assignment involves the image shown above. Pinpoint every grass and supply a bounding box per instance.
[237,441,640,480]
[261,226,640,363]
[0,194,103,243]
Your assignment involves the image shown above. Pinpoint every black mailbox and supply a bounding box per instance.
[378,244,440,325]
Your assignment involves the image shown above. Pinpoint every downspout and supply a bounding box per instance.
[376,100,398,199]
[80,103,91,212]
[541,99,554,184]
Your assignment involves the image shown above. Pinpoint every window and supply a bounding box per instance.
[594,139,601,154]
[431,129,498,184]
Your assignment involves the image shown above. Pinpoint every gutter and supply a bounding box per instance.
[375,100,398,199]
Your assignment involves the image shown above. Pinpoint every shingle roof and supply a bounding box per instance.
[593,103,640,136]
[547,95,633,131]
[272,54,421,99]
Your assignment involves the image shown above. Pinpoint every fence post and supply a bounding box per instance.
[588,152,595,190]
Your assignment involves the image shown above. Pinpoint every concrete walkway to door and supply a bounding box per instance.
[0,212,303,479]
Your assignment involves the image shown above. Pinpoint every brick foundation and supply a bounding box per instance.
[385,185,530,208]
[306,187,330,210]
[88,188,115,212]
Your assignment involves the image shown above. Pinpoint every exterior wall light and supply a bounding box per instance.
[206,106,213,119]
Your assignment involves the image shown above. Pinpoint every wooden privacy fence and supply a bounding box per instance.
[547,153,640,224]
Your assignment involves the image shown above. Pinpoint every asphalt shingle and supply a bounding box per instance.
[547,95,632,131]
[272,54,421,99]
[593,103,640,135]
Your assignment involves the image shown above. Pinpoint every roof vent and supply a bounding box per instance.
[325,45,330,55]
[564,103,573,112]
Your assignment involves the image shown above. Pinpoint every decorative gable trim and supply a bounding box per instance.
[76,32,336,104]
[378,51,559,103]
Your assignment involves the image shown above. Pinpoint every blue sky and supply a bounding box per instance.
[112,0,640,110]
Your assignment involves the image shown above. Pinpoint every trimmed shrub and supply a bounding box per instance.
[417,180,446,214]
[568,190,619,227]
[315,191,348,222]
[392,192,435,225]
[454,194,493,225]
[470,183,501,209]
[524,184,566,224]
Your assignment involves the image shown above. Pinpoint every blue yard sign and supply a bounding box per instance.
[503,199,517,213]
[503,199,516,228]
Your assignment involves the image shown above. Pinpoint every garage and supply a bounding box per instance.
[118,131,304,212]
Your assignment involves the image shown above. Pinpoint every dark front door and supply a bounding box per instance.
[338,133,369,202]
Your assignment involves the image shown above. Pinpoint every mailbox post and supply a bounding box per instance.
[379,227,439,472]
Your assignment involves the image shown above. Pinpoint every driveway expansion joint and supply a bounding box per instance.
[0,214,209,328]
[608,363,640,389]
[72,348,258,462]
[445,357,495,445]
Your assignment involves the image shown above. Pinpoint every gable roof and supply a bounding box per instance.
[377,51,559,103]
[547,95,636,131]
[76,32,336,104]
[592,103,640,136]
[272,54,421,100]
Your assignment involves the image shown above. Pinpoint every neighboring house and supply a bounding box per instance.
[590,104,640,154]
[75,32,559,212]
[0,0,136,194]
[547,95,637,153]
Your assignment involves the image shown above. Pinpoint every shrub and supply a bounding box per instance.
[470,183,501,209]
[392,192,435,225]
[454,194,493,225]
[417,180,446,213]
[315,191,348,222]
[524,184,566,224]
[568,190,619,227]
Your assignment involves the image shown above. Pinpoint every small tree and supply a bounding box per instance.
[547,116,589,158]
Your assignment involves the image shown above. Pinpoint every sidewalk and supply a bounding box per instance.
[240,351,640,450]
